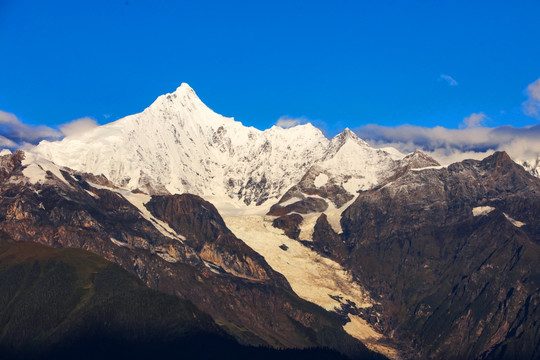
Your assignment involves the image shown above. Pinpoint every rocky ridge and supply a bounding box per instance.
[306,151,540,359]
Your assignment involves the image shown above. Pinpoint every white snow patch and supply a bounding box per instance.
[203,260,222,274]
[504,213,526,228]
[0,149,12,156]
[297,212,321,242]
[411,165,445,171]
[21,162,48,184]
[346,315,399,360]
[21,152,72,187]
[344,315,382,342]
[156,252,178,263]
[122,192,187,241]
[472,206,495,217]
[473,207,526,228]
[325,197,357,234]
[84,189,99,198]
[110,237,129,248]
[314,173,329,188]
[205,194,272,216]
[379,147,405,160]
[342,177,364,196]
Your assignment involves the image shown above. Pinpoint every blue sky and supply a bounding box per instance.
[1,0,539,140]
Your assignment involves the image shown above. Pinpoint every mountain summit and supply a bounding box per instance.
[31,85,403,210]
[33,84,332,207]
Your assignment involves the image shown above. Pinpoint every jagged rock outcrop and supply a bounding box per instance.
[272,214,304,240]
[268,197,329,216]
[382,150,440,183]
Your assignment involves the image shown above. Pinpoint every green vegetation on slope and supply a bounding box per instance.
[0,235,381,360]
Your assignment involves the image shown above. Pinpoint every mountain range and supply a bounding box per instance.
[1,84,539,359]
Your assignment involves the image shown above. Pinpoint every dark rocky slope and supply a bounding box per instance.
[0,237,358,360]
[0,151,384,359]
[311,152,540,359]
[145,194,287,284]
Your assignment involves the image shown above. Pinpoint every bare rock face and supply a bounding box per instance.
[382,150,440,183]
[268,197,329,216]
[0,150,24,183]
[144,194,281,283]
[335,152,540,359]
[272,214,304,240]
[311,214,348,263]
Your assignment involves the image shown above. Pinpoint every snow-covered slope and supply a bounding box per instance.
[32,84,329,209]
[520,155,540,177]
[317,128,398,193]
[224,214,399,359]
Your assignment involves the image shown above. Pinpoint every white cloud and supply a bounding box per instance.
[0,110,61,144]
[0,135,17,148]
[354,123,540,165]
[462,112,487,128]
[424,148,495,166]
[0,111,100,148]
[59,117,98,137]
[276,116,307,129]
[0,110,19,125]
[523,77,540,117]
[439,74,458,86]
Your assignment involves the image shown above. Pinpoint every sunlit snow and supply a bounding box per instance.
[224,215,397,357]
[313,173,329,188]
[472,206,495,216]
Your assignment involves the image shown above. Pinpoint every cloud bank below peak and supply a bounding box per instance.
[59,117,99,137]
[0,110,61,146]
[0,111,99,149]
[354,122,540,166]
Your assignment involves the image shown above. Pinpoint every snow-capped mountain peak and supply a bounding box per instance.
[31,84,406,212]
[323,128,370,160]
[31,85,333,209]
[335,127,366,143]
